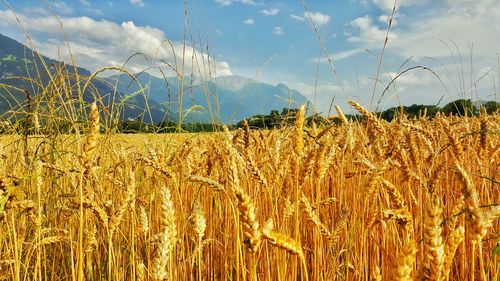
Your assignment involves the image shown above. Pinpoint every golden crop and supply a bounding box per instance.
[0,104,498,281]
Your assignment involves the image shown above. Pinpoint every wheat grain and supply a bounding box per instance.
[442,226,464,281]
[152,185,177,281]
[81,102,99,179]
[393,240,417,281]
[423,196,445,281]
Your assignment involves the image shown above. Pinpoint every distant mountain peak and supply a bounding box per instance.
[216,75,250,92]
[276,83,290,92]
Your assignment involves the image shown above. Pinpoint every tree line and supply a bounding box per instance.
[237,99,499,129]
[1,98,498,134]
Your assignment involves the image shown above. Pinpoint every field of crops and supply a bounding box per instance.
[0,102,499,280]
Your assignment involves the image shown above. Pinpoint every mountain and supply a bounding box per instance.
[106,73,309,123]
[0,33,166,124]
[0,33,309,125]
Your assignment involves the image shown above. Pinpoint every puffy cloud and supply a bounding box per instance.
[243,18,255,25]
[346,15,396,44]
[260,8,279,16]
[0,10,233,78]
[273,26,284,35]
[346,0,500,61]
[309,0,500,111]
[291,11,330,26]
[307,11,330,26]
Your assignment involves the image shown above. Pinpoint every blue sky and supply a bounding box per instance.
[1,0,499,114]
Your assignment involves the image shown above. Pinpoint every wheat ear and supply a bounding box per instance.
[152,185,177,281]
[262,228,308,281]
[224,126,262,253]
[442,226,464,281]
[335,105,348,124]
[348,100,385,136]
[423,196,445,281]
[393,240,417,281]
[81,102,99,180]
[109,171,136,235]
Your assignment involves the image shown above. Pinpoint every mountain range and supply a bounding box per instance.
[0,33,309,124]
[105,73,308,123]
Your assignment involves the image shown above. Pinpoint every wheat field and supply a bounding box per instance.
[0,101,498,281]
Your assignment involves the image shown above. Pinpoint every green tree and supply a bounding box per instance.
[483,101,500,114]
[441,99,477,116]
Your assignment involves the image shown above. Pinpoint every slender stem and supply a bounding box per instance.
[471,242,476,281]
[108,233,113,281]
[77,174,84,281]
[198,238,202,281]
[479,243,486,281]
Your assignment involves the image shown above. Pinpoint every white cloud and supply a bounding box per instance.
[130,0,144,7]
[0,10,233,78]
[371,0,429,12]
[291,11,330,26]
[346,15,396,44]
[214,0,259,6]
[372,0,398,11]
[290,14,305,22]
[307,11,330,26]
[215,0,232,6]
[291,80,350,113]
[392,2,500,59]
[346,0,500,61]
[333,49,365,60]
[273,26,284,35]
[243,18,255,25]
[383,71,435,86]
[309,49,364,64]
[240,0,258,5]
[260,8,279,16]
[342,0,500,108]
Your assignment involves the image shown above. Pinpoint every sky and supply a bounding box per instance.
[0,0,499,115]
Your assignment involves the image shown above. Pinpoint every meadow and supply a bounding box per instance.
[0,100,498,280]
